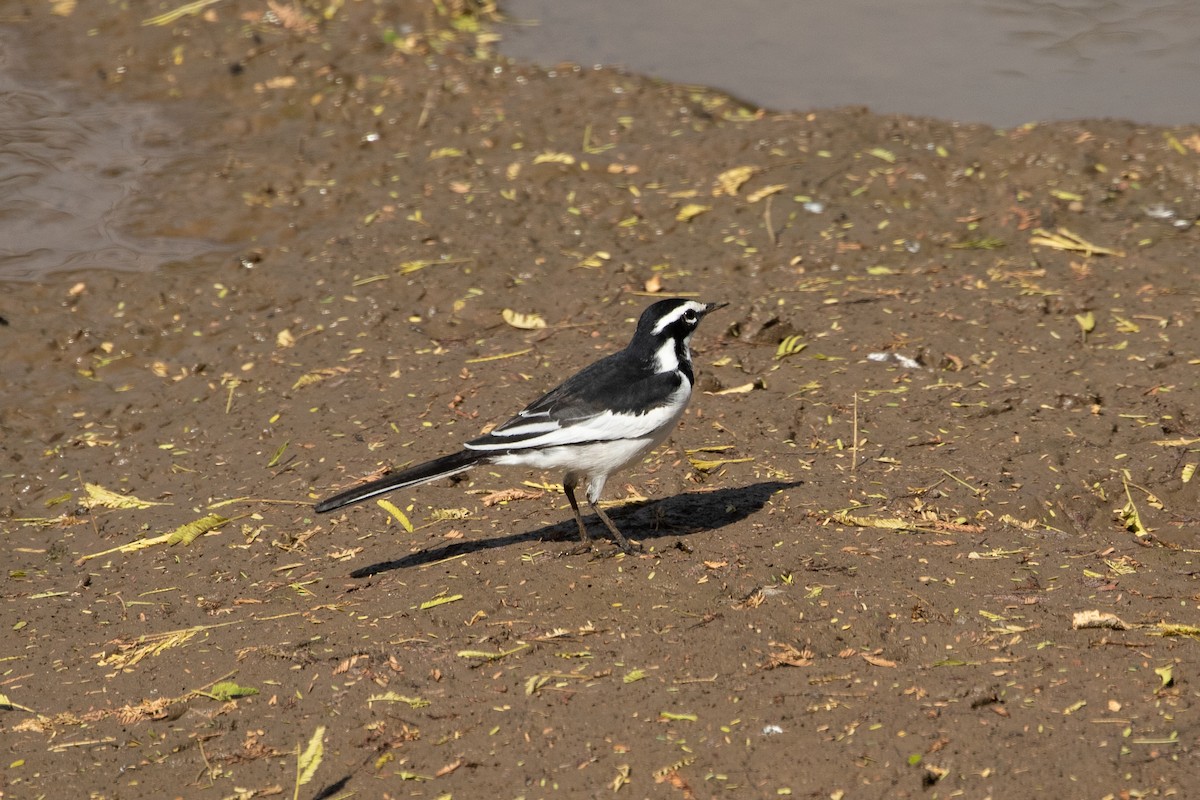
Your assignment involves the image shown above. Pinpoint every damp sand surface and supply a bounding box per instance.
[2,2,1199,797]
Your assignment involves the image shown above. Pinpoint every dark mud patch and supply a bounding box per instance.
[2,2,1199,798]
[0,29,230,280]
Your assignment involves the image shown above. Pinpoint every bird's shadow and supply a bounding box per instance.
[350,479,801,576]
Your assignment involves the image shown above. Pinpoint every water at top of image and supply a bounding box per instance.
[500,0,1200,127]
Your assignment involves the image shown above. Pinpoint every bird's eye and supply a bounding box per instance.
[684,309,698,323]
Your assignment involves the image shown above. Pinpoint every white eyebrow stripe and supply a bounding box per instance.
[650,302,703,335]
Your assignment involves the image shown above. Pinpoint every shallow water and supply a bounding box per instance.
[500,0,1200,126]
[0,35,222,282]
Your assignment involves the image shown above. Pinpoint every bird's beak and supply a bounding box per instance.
[702,302,729,316]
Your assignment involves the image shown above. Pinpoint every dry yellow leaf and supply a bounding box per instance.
[166,513,229,546]
[715,166,758,195]
[141,0,221,26]
[292,367,349,390]
[0,692,34,712]
[367,692,429,708]
[376,499,414,532]
[862,653,897,668]
[712,382,757,395]
[578,251,611,268]
[84,483,168,510]
[832,512,908,530]
[1071,610,1129,630]
[261,76,297,90]
[502,308,547,330]
[775,335,806,359]
[746,184,787,203]
[532,151,576,165]
[297,726,325,786]
[481,488,543,506]
[676,204,711,222]
[688,456,754,472]
[1029,227,1123,257]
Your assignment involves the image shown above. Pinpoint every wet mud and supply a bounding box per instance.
[2,1,1199,798]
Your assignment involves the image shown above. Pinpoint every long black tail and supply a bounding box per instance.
[314,450,482,513]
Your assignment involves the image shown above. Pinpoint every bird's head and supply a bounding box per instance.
[641,298,727,341]
[634,298,727,376]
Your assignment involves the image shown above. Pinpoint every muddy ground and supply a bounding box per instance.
[3,1,1200,798]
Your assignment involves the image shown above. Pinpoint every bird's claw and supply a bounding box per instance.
[562,541,596,557]
[560,538,640,557]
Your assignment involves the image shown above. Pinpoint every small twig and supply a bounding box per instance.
[293,740,302,800]
[76,471,102,542]
[851,392,859,472]
[416,83,440,130]
[224,378,240,414]
[196,738,216,786]
[939,468,983,496]
[764,194,777,247]
[188,669,239,699]
[49,738,116,751]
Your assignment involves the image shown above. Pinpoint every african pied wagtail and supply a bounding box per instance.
[314,298,726,552]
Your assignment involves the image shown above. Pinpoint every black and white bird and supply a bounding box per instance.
[314,298,726,552]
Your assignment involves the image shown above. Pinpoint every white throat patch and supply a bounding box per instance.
[652,338,680,374]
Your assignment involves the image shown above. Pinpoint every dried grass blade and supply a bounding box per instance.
[167,513,230,546]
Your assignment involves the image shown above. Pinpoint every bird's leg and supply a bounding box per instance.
[562,474,593,550]
[588,498,639,554]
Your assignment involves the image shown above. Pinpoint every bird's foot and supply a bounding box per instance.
[613,537,643,555]
[561,540,597,557]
